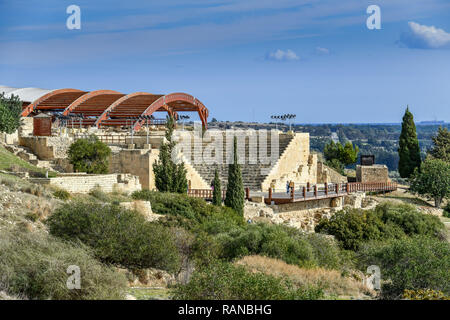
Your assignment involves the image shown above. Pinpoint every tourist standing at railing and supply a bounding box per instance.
[289,181,294,194]
[286,181,290,194]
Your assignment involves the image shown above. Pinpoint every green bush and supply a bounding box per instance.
[444,203,450,218]
[47,201,180,273]
[403,289,450,300]
[88,185,110,202]
[357,236,450,299]
[375,202,444,238]
[315,208,389,251]
[173,261,324,300]
[53,189,71,200]
[68,136,111,174]
[131,190,243,228]
[315,203,445,250]
[216,223,345,269]
[0,229,127,300]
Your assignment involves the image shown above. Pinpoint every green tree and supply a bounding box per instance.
[68,135,111,174]
[398,106,421,178]
[341,141,359,166]
[323,140,359,172]
[153,116,188,193]
[323,141,340,162]
[409,157,450,207]
[224,137,244,216]
[429,126,450,162]
[212,168,222,206]
[0,93,22,134]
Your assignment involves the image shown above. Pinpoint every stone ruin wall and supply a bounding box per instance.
[30,173,141,194]
[261,133,318,191]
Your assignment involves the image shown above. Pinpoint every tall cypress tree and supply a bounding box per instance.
[398,106,421,178]
[153,116,187,193]
[224,137,244,215]
[212,168,222,206]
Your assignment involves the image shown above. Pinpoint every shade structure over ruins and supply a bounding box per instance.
[0,85,208,130]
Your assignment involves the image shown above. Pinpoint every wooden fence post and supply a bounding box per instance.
[245,187,250,200]
[325,183,328,195]
[307,182,310,192]
[314,185,318,198]
[303,187,306,200]
[268,187,272,203]
[291,182,295,201]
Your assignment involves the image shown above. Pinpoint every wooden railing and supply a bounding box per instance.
[188,188,250,200]
[187,182,396,204]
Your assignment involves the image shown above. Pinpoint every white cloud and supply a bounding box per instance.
[399,21,450,49]
[266,49,299,61]
[315,46,330,55]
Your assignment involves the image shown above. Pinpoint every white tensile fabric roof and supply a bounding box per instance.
[0,85,53,103]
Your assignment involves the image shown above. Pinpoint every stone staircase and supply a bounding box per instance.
[3,144,53,170]
[182,133,294,191]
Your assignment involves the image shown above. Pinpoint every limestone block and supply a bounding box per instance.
[250,196,265,203]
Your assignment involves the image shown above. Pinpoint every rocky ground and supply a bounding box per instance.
[0,174,174,300]
[244,192,377,232]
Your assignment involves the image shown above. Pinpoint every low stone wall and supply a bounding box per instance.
[30,173,141,194]
[0,131,18,145]
[272,196,343,213]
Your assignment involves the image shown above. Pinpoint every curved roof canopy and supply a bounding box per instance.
[2,85,208,130]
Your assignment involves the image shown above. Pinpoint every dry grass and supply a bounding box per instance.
[235,255,375,299]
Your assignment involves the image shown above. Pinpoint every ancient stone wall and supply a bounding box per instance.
[109,148,157,190]
[356,165,389,183]
[30,173,141,194]
[261,133,318,191]
[19,136,73,160]
[317,161,348,184]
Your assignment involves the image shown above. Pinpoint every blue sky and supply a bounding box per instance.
[1,0,449,123]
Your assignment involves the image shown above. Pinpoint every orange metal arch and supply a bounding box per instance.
[94,92,159,127]
[133,93,208,131]
[21,88,85,117]
[62,90,121,116]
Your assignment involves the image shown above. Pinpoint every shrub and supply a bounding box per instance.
[443,202,450,218]
[357,236,450,299]
[315,208,389,251]
[53,189,71,201]
[88,185,110,202]
[235,255,373,298]
[375,202,444,238]
[0,229,127,300]
[131,190,243,228]
[68,136,111,174]
[216,223,346,269]
[315,203,445,250]
[47,201,180,273]
[172,261,324,300]
[403,289,450,300]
